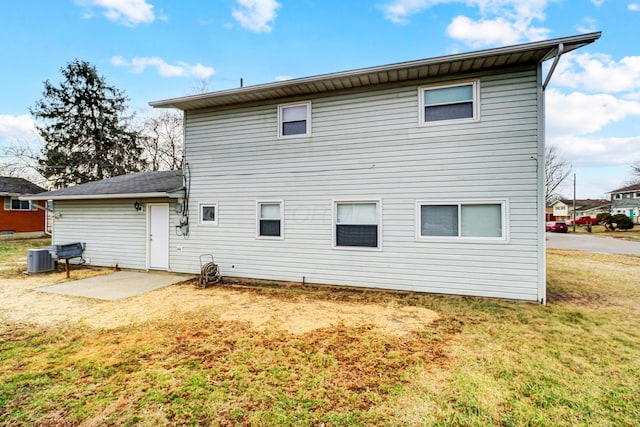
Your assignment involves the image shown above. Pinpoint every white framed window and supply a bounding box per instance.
[416,200,507,242]
[199,203,217,225]
[257,201,283,239]
[7,197,31,211]
[278,102,311,138]
[333,200,381,249]
[419,80,479,125]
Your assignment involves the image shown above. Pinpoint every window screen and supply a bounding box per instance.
[421,205,458,236]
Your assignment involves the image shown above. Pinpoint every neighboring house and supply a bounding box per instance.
[27,33,600,303]
[0,176,47,238]
[25,171,184,269]
[549,199,570,222]
[609,183,640,224]
[550,199,610,222]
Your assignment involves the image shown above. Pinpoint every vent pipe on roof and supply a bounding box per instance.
[240,78,244,88]
[542,43,564,90]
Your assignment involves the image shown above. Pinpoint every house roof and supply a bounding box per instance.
[558,199,610,210]
[150,32,601,111]
[22,170,184,201]
[0,176,46,196]
[609,183,640,194]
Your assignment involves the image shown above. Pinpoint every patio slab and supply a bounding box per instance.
[36,270,191,301]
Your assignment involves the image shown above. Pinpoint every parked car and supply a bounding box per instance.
[546,221,568,233]
[574,216,599,225]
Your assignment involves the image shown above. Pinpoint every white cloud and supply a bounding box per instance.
[232,0,281,33]
[576,16,598,33]
[380,0,550,47]
[76,0,156,27]
[590,0,605,6]
[275,75,293,81]
[629,3,640,11]
[447,15,549,47]
[552,53,640,93]
[111,56,215,79]
[549,135,640,168]
[0,115,39,144]
[546,89,640,137]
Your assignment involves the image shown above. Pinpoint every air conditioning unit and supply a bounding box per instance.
[27,248,55,274]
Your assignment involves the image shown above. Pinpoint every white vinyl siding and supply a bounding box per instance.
[51,198,177,270]
[174,66,543,301]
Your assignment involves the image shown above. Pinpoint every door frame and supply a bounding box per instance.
[146,203,170,270]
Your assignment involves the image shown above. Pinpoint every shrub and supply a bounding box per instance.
[610,214,634,230]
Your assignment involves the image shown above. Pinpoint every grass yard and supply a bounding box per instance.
[0,237,51,277]
[1,239,639,426]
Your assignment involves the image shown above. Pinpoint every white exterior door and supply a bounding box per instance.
[149,204,169,270]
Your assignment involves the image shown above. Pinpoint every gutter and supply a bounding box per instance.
[542,43,564,90]
[20,191,185,201]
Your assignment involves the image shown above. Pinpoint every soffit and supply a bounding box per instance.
[150,32,601,111]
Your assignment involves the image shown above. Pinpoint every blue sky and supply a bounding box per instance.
[1,0,639,198]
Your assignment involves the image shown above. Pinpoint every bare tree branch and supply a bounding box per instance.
[545,145,572,204]
[138,110,183,171]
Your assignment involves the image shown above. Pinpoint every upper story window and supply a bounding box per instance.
[420,81,478,125]
[7,197,31,211]
[278,102,311,138]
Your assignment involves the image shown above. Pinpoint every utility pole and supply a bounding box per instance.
[572,173,577,233]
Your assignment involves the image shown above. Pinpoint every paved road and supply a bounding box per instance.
[546,232,640,255]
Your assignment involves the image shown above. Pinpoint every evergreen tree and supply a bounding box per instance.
[30,60,146,188]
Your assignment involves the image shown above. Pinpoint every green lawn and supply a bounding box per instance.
[1,239,639,426]
[0,237,51,277]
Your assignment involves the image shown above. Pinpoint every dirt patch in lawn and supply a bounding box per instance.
[0,269,439,337]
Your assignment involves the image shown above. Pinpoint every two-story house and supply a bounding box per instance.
[27,32,601,303]
[548,198,610,222]
[609,183,640,224]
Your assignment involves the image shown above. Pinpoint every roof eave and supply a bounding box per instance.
[150,32,601,111]
[21,190,185,201]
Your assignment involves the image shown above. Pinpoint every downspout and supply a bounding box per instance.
[542,43,564,91]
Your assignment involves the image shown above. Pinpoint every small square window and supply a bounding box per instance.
[420,81,478,125]
[257,201,283,238]
[199,204,217,225]
[334,201,380,249]
[278,102,311,138]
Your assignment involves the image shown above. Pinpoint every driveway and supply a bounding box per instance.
[546,232,640,255]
